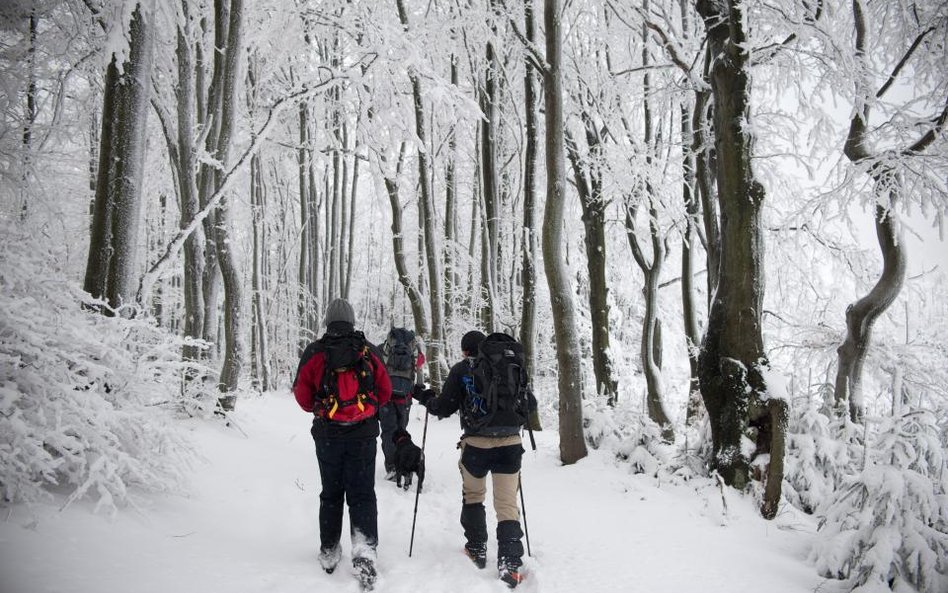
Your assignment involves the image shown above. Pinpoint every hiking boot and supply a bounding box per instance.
[498,557,524,589]
[353,557,377,592]
[464,543,487,569]
[318,544,341,574]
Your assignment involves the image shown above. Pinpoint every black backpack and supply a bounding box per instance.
[462,332,529,435]
[383,327,416,396]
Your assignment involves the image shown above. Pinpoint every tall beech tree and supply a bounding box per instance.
[84,3,154,314]
[695,0,785,519]
[545,0,587,465]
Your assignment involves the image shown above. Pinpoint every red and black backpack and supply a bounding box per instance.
[297,331,379,424]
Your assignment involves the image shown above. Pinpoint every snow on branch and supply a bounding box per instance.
[136,74,344,308]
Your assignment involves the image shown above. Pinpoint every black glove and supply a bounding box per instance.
[415,388,436,405]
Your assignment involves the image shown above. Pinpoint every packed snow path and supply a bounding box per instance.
[1,392,828,593]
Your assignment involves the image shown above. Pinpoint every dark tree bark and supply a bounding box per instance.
[565,120,618,406]
[172,7,207,370]
[696,0,785,518]
[693,48,720,301]
[444,51,460,328]
[520,0,539,377]
[544,0,587,465]
[250,150,272,391]
[84,3,154,314]
[297,99,313,345]
[19,10,37,220]
[479,0,502,331]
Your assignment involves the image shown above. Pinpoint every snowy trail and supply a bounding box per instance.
[0,392,830,593]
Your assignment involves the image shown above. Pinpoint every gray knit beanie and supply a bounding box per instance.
[323,298,355,327]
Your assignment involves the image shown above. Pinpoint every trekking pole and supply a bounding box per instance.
[519,474,532,557]
[408,408,430,557]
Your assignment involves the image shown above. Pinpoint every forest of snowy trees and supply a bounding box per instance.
[1,0,947,591]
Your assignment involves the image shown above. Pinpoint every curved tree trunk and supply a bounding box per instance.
[834,200,906,422]
[383,143,430,344]
[544,0,587,465]
[833,0,914,423]
[696,0,784,518]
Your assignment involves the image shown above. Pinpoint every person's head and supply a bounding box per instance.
[460,330,486,358]
[324,298,355,335]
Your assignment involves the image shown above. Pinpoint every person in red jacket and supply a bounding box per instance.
[293,298,392,590]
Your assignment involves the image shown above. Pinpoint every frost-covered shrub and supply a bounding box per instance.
[784,399,859,513]
[0,223,199,512]
[811,410,948,593]
[584,398,673,476]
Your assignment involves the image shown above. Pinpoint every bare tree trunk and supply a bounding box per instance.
[833,0,923,423]
[696,0,785,518]
[467,153,481,319]
[207,0,245,402]
[444,50,460,328]
[396,0,446,385]
[478,167,496,331]
[681,100,703,425]
[383,143,429,339]
[250,151,272,391]
[198,7,226,351]
[622,15,673,440]
[693,48,719,301]
[679,0,703,425]
[480,1,501,328]
[19,10,37,220]
[174,10,207,369]
[344,142,359,301]
[565,122,618,406]
[84,3,154,314]
[544,0,587,465]
[520,0,539,377]
[297,100,312,346]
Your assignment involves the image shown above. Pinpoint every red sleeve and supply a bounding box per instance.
[415,351,426,368]
[293,353,325,413]
[371,353,392,407]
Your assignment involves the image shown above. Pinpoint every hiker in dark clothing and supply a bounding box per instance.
[416,330,539,589]
[293,298,392,589]
[378,328,426,480]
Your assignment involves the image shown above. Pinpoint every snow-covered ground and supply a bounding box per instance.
[0,392,834,593]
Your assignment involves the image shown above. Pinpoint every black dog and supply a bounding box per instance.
[392,428,425,491]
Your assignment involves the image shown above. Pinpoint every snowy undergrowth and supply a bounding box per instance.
[811,410,948,593]
[0,222,199,512]
[783,399,860,514]
[583,398,678,478]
